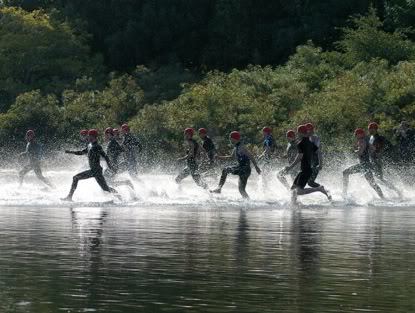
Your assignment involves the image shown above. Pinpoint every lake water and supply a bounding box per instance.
[1,167,414,312]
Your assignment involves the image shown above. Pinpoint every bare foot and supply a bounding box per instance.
[320,186,332,200]
[210,188,221,194]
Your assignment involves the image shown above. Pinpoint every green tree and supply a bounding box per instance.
[0,90,62,143]
[337,8,415,65]
[0,7,103,111]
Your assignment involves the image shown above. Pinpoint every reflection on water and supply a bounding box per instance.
[1,205,415,312]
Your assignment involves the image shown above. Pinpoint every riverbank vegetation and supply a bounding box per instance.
[1,1,415,152]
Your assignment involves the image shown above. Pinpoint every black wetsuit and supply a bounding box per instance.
[123,133,142,176]
[66,141,116,198]
[369,134,386,179]
[202,136,216,164]
[369,133,401,195]
[286,141,298,178]
[292,137,317,189]
[343,137,383,197]
[308,135,321,187]
[263,135,274,160]
[396,129,415,163]
[218,142,252,198]
[19,141,51,186]
[262,135,275,172]
[176,139,207,188]
[105,138,125,179]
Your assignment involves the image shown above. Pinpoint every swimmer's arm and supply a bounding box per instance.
[20,144,30,156]
[357,140,366,156]
[100,149,114,170]
[317,144,323,168]
[243,147,261,174]
[65,148,87,155]
[216,148,235,160]
[285,153,302,171]
[177,155,188,161]
[216,155,232,160]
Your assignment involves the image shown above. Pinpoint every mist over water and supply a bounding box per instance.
[1,157,415,312]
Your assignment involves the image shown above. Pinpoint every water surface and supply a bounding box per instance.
[1,203,415,313]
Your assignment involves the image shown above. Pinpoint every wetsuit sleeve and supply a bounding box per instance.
[312,143,318,153]
[99,146,112,167]
[375,136,385,153]
[66,148,88,155]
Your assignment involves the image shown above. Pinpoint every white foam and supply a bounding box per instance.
[1,161,414,209]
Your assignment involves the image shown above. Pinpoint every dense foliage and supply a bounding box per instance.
[1,2,415,155]
[1,0,376,70]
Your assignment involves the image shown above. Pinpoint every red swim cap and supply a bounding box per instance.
[354,128,365,137]
[286,130,296,138]
[198,128,207,135]
[121,124,130,132]
[262,127,272,134]
[297,125,308,134]
[26,129,35,138]
[230,131,241,141]
[305,123,314,131]
[88,129,98,137]
[184,128,194,137]
[368,122,379,130]
[80,129,88,136]
[105,127,114,135]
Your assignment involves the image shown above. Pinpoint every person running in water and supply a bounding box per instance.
[198,128,216,166]
[18,129,53,188]
[278,130,297,189]
[305,123,322,188]
[121,124,142,177]
[343,128,384,199]
[176,128,208,189]
[368,122,401,196]
[259,127,275,188]
[62,129,119,201]
[394,120,415,164]
[211,131,261,199]
[103,127,134,190]
[282,125,330,203]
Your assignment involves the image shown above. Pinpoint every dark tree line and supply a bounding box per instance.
[2,0,393,71]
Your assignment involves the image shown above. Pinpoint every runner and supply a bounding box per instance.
[18,130,53,188]
[198,128,216,166]
[62,129,119,201]
[175,128,208,189]
[282,125,330,204]
[121,123,142,177]
[368,122,401,197]
[104,127,134,190]
[305,123,322,188]
[211,131,261,199]
[342,128,384,198]
[277,130,297,189]
[259,127,275,189]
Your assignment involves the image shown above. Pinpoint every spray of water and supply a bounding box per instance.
[1,150,414,209]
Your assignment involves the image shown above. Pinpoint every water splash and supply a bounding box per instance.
[1,156,413,209]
